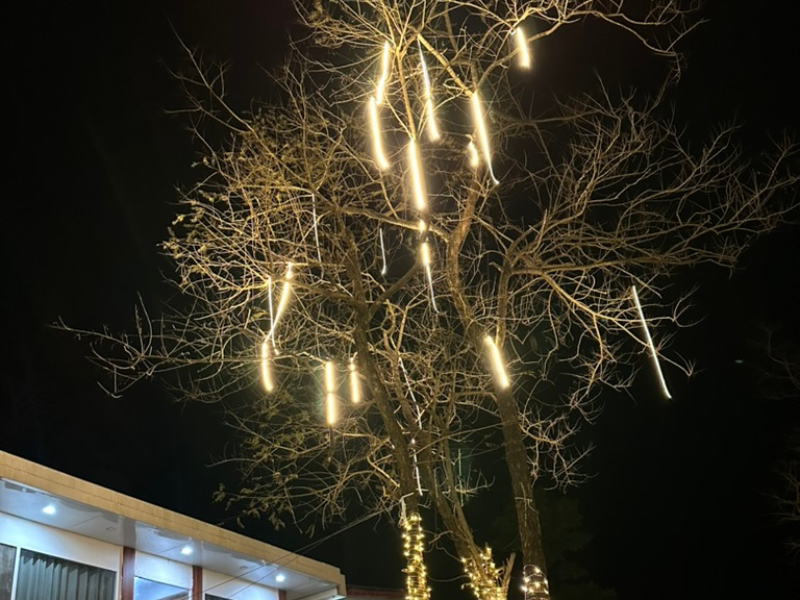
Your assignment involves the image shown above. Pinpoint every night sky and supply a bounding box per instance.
[2,1,799,598]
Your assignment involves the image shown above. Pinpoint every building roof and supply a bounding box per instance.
[0,451,346,600]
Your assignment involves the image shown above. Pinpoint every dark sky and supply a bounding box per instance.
[2,1,799,598]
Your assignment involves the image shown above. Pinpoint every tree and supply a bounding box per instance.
[65,2,798,599]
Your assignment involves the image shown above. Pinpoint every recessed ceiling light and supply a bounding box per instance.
[42,504,56,516]
[181,545,193,556]
[276,573,286,583]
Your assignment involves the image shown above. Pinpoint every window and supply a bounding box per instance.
[133,577,189,600]
[14,549,115,600]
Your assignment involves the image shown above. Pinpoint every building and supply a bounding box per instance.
[0,451,346,600]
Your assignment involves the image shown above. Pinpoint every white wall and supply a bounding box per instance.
[203,570,279,600]
[0,512,121,573]
[0,512,121,600]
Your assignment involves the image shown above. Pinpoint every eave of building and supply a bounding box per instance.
[0,451,345,600]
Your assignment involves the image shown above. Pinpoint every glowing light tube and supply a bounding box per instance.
[418,41,440,141]
[471,91,499,185]
[484,335,510,389]
[311,195,322,264]
[379,227,388,275]
[408,139,427,212]
[513,26,531,69]
[260,338,274,392]
[421,242,439,313]
[631,286,672,399]
[467,141,480,168]
[325,360,338,425]
[376,41,391,105]
[267,263,293,346]
[349,358,361,404]
[369,97,390,171]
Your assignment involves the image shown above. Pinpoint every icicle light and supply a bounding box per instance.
[349,357,361,404]
[376,41,392,105]
[369,97,390,170]
[379,227,388,275]
[325,360,338,425]
[471,91,499,185]
[420,242,438,313]
[484,335,510,389]
[260,338,274,392]
[402,512,430,600]
[418,40,440,141]
[311,195,322,264]
[631,286,672,399]
[467,140,480,167]
[266,263,294,349]
[408,139,427,212]
[513,26,531,69]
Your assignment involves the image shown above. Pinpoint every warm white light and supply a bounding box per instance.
[375,41,392,105]
[311,194,322,264]
[379,227,388,275]
[260,338,274,392]
[484,335,510,389]
[408,139,427,212]
[418,42,440,141]
[631,286,672,399]
[267,263,293,345]
[181,545,193,556]
[349,358,361,404]
[467,141,480,167]
[325,360,338,425]
[276,573,286,583]
[42,504,56,516]
[421,242,439,312]
[369,97,390,171]
[471,91,499,185]
[420,241,431,268]
[513,26,531,69]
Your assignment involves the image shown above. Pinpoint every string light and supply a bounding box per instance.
[401,512,430,600]
[349,357,361,404]
[260,337,274,392]
[471,91,499,185]
[631,286,672,399]
[418,40,440,141]
[369,97,390,170]
[484,335,510,389]
[521,564,550,600]
[375,41,392,105]
[463,546,504,600]
[408,139,427,212]
[325,360,338,425]
[513,26,531,69]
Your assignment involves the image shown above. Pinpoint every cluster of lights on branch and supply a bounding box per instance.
[462,546,504,600]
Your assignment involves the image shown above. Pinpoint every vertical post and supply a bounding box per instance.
[192,565,203,600]
[120,547,135,600]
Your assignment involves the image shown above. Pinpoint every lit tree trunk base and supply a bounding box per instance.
[522,564,550,600]
[401,511,430,600]
[462,546,513,600]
